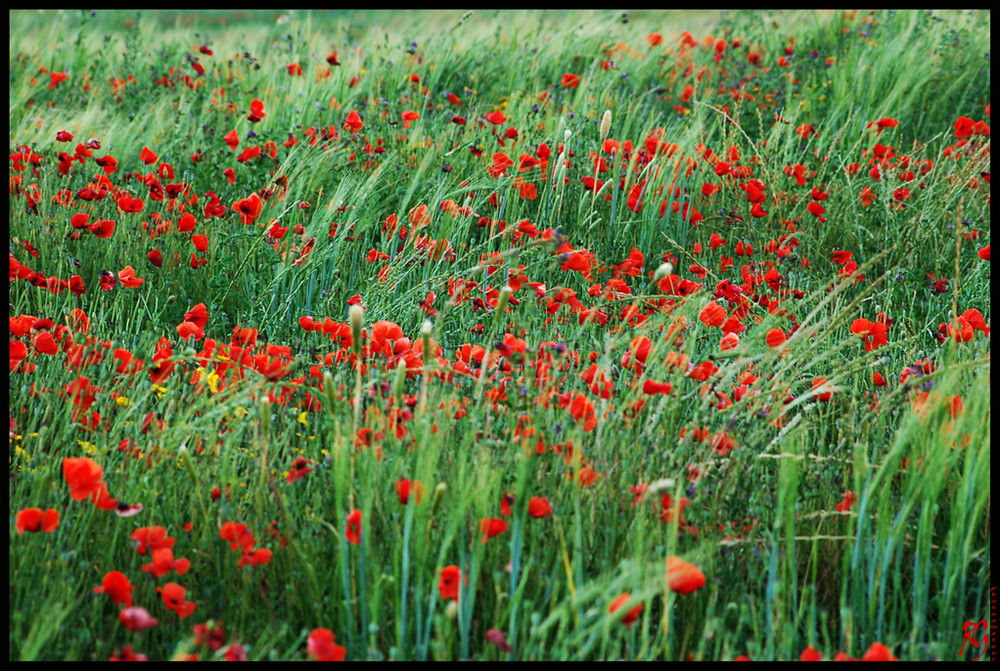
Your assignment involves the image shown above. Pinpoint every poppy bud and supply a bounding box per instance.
[724,602,740,631]
[323,371,336,410]
[393,359,407,400]
[445,600,459,621]
[420,319,433,369]
[600,110,612,142]
[178,444,200,488]
[495,286,512,320]
[431,481,447,515]
[654,262,673,281]
[349,305,365,355]
[259,397,271,436]
[553,152,567,187]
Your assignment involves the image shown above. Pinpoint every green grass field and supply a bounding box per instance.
[9,9,991,661]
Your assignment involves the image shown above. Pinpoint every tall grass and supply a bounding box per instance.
[9,9,990,661]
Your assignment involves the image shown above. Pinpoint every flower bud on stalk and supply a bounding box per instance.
[492,286,513,331]
[323,371,336,415]
[349,304,364,356]
[445,600,459,621]
[393,358,407,403]
[600,110,612,142]
[259,397,271,436]
[178,443,199,488]
[431,482,447,515]
[421,319,433,360]
[653,262,674,282]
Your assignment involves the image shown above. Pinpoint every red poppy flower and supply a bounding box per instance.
[220,521,255,552]
[131,526,175,555]
[799,646,823,661]
[32,332,59,356]
[177,320,203,341]
[500,491,516,517]
[109,646,148,662]
[438,565,461,601]
[835,491,856,513]
[609,593,643,627]
[141,547,191,579]
[307,628,346,661]
[233,193,263,225]
[63,457,105,501]
[183,303,209,331]
[666,556,705,594]
[139,146,158,165]
[286,456,314,483]
[850,318,888,351]
[158,582,197,618]
[527,496,553,518]
[118,266,144,288]
[560,73,580,88]
[247,98,266,123]
[223,129,239,150]
[239,547,273,568]
[15,508,59,534]
[859,186,877,207]
[479,518,508,543]
[344,110,363,133]
[699,301,727,328]
[236,145,261,163]
[49,71,68,89]
[194,621,227,650]
[395,478,423,505]
[861,642,897,662]
[766,329,787,349]
[567,393,597,432]
[94,570,134,608]
[345,509,362,544]
[642,380,673,395]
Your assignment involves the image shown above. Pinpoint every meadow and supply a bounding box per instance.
[8,9,991,661]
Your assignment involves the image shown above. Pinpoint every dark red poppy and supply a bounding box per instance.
[247,98,266,123]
